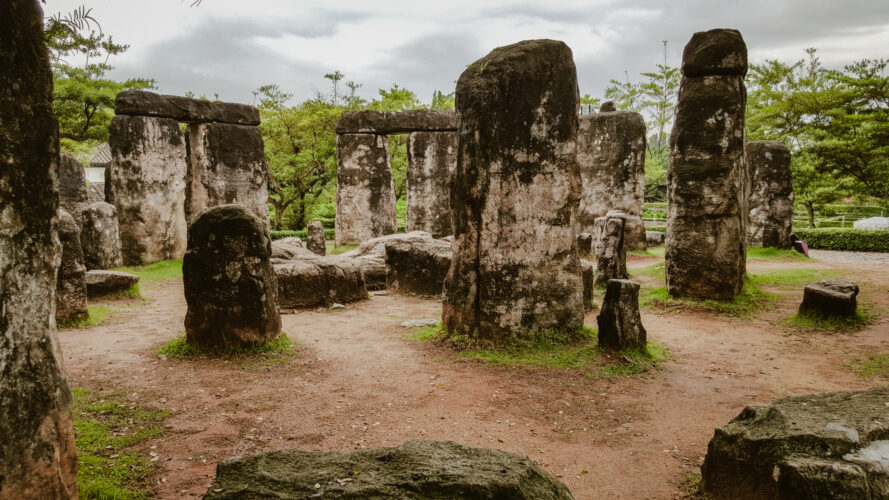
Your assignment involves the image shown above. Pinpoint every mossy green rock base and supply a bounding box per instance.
[204,440,574,499]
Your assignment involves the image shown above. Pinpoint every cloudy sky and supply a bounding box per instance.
[45,0,889,107]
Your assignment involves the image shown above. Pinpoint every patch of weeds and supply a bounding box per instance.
[748,268,841,289]
[73,387,169,499]
[58,305,110,329]
[851,353,889,378]
[157,332,297,360]
[410,325,442,341]
[103,283,143,300]
[640,279,776,317]
[114,259,182,282]
[746,247,809,261]
[590,343,671,378]
[326,244,357,255]
[785,308,873,333]
[629,246,665,258]
[675,470,704,498]
[632,261,666,282]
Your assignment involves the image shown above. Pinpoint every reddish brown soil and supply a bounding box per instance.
[60,255,889,499]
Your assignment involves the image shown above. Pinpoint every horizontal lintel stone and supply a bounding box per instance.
[115,90,260,125]
[336,109,457,134]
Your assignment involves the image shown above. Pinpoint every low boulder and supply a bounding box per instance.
[799,280,859,318]
[385,238,452,296]
[85,270,140,298]
[341,231,437,290]
[702,386,889,499]
[646,230,665,246]
[81,201,123,270]
[56,209,88,323]
[204,440,574,499]
[597,279,646,350]
[274,255,368,308]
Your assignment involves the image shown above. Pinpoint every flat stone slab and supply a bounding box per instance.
[799,279,859,318]
[336,109,457,134]
[115,90,260,126]
[702,387,889,499]
[85,270,140,298]
[273,255,368,309]
[204,440,574,499]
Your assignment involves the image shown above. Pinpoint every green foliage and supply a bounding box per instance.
[641,280,777,317]
[157,333,295,358]
[794,228,889,252]
[58,305,109,329]
[746,247,810,261]
[646,225,667,233]
[786,309,873,333]
[748,268,840,288]
[114,259,182,282]
[73,387,169,499]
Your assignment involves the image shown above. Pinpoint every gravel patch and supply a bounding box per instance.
[809,249,889,265]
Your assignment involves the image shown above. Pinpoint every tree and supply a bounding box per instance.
[431,90,455,110]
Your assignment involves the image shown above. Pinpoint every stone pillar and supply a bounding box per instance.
[56,210,89,324]
[666,29,748,300]
[306,220,326,256]
[443,39,584,342]
[335,133,397,246]
[597,279,647,350]
[185,122,270,226]
[745,140,793,248]
[576,110,647,249]
[183,205,281,348]
[0,0,78,496]
[57,151,89,226]
[594,215,628,288]
[81,202,123,270]
[406,131,457,237]
[108,114,188,265]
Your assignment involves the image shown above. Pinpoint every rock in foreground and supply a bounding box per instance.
[799,280,859,318]
[204,440,573,500]
[702,387,889,499]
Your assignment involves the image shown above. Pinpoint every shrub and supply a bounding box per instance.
[794,228,889,253]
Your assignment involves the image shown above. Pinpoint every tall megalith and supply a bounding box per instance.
[406,131,457,237]
[443,39,584,342]
[108,115,188,265]
[57,151,89,226]
[0,0,78,496]
[665,29,748,299]
[335,133,398,246]
[55,210,89,324]
[745,140,793,248]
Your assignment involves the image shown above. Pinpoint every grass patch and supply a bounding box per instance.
[641,279,776,317]
[58,305,110,329]
[327,244,357,255]
[629,246,665,258]
[851,353,889,378]
[73,387,169,499]
[103,283,143,300]
[631,261,666,282]
[784,308,873,333]
[746,247,809,261]
[410,325,441,341]
[157,332,297,360]
[114,259,182,282]
[748,268,841,289]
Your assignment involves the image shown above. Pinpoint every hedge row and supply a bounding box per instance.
[646,225,667,233]
[794,228,889,253]
[270,229,335,241]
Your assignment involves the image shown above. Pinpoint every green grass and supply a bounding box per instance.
[157,332,297,359]
[113,259,182,282]
[631,261,666,282]
[591,343,671,378]
[629,246,665,258]
[784,308,873,333]
[103,283,143,300]
[73,387,169,499]
[641,279,777,317]
[851,353,889,378]
[746,247,809,261]
[326,243,357,255]
[58,305,110,330]
[748,268,842,289]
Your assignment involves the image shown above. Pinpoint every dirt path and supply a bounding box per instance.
[60,254,889,499]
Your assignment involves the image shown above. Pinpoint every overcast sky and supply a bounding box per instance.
[45,0,889,107]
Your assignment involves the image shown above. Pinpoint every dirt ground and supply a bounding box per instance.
[60,252,889,499]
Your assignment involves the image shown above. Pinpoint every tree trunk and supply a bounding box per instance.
[805,202,816,228]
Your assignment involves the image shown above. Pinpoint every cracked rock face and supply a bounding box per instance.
[183,205,281,348]
[385,237,453,296]
[108,114,188,265]
[306,221,326,256]
[273,255,368,309]
[406,131,457,238]
[745,140,794,248]
[702,387,889,499]
[335,133,398,246]
[0,1,78,495]
[443,39,584,342]
[80,202,123,270]
[666,29,748,300]
[55,210,89,324]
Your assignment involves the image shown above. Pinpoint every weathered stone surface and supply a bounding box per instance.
[57,151,88,225]
[204,440,574,500]
[185,122,270,225]
[406,131,457,237]
[599,101,617,112]
[115,90,260,125]
[594,216,628,288]
[444,39,584,342]
[80,202,123,270]
[274,256,368,308]
[800,280,859,318]
[336,109,458,134]
[682,28,748,78]
[597,279,646,350]
[385,238,452,296]
[646,230,666,246]
[306,221,326,256]
[270,237,311,260]
[55,210,88,324]
[341,231,438,290]
[746,140,794,248]
[335,133,398,246]
[701,387,889,499]
[576,110,647,249]
[0,4,78,494]
[87,181,105,203]
[183,205,280,348]
[666,29,748,300]
[85,270,140,298]
[577,232,593,256]
[581,259,595,311]
[108,114,188,265]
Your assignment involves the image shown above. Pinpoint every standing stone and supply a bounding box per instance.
[335,133,398,246]
[183,205,281,348]
[597,279,646,350]
[745,140,793,248]
[443,39,584,342]
[0,1,78,495]
[57,151,88,226]
[185,122,270,226]
[55,210,89,323]
[594,216,628,288]
[108,114,188,265]
[306,221,326,256]
[80,202,123,270]
[87,181,105,203]
[666,29,748,300]
[406,131,457,237]
[576,110,647,249]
